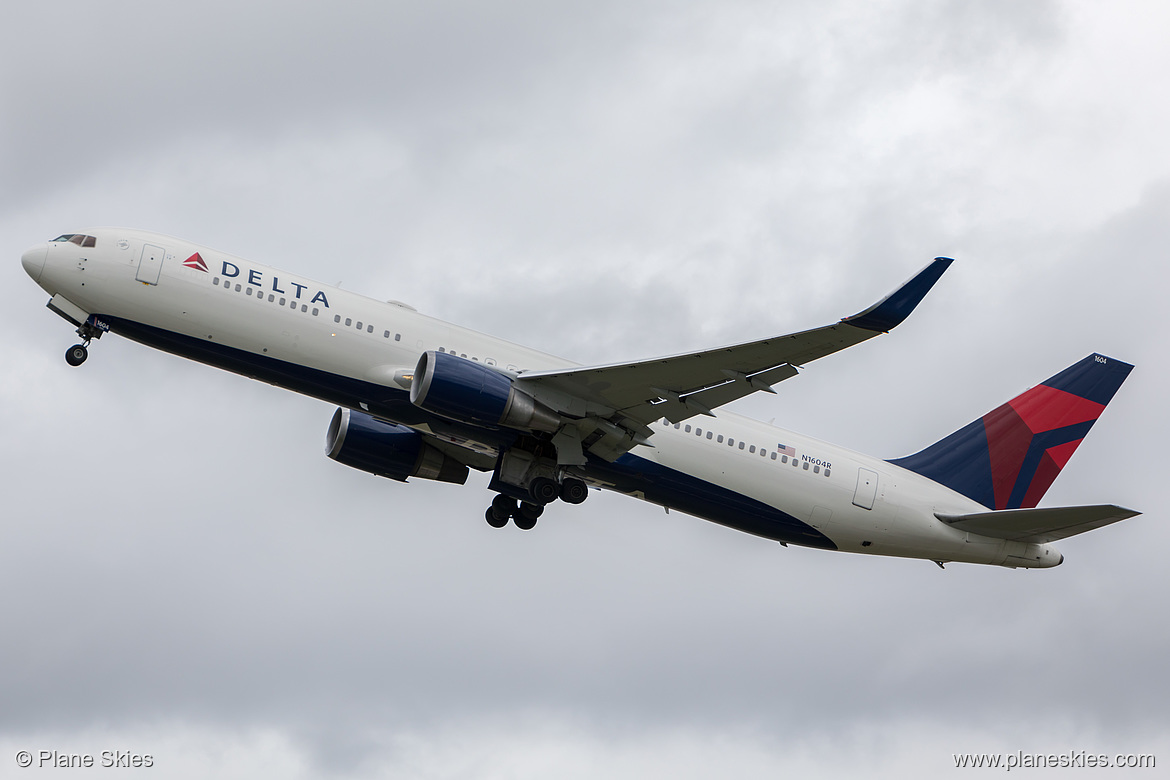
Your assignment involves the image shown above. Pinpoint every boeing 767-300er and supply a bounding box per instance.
[21,229,1139,568]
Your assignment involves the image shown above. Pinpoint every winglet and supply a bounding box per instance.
[842,257,954,333]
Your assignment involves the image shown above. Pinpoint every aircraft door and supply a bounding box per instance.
[136,243,165,285]
[853,468,878,510]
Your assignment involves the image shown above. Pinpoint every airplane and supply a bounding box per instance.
[21,228,1139,569]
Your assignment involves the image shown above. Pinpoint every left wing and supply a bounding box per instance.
[516,258,952,460]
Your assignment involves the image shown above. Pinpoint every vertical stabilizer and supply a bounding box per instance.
[890,354,1133,509]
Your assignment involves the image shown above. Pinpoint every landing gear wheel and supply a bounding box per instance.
[513,501,543,530]
[486,494,515,528]
[65,344,88,367]
[560,478,588,504]
[529,477,560,505]
[485,507,509,528]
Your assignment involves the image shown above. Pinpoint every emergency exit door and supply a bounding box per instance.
[853,468,878,510]
[136,243,165,285]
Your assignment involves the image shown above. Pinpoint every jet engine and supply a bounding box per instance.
[409,350,561,433]
[325,407,468,484]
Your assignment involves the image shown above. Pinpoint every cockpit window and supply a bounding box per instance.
[52,234,97,247]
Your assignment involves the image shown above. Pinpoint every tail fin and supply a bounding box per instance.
[890,354,1133,509]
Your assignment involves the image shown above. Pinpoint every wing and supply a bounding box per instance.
[516,258,953,460]
[935,504,1141,544]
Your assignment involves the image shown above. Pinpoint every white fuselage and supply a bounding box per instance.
[21,228,1063,568]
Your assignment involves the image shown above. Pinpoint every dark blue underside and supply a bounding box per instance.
[106,316,835,550]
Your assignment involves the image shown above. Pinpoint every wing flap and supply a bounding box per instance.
[935,504,1141,543]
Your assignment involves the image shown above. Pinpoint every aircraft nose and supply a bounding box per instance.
[22,242,48,282]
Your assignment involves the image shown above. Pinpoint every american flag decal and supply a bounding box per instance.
[777,443,797,457]
[182,252,208,272]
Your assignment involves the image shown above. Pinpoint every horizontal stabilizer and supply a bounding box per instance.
[935,504,1140,544]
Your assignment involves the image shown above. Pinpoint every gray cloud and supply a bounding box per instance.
[3,1,1168,777]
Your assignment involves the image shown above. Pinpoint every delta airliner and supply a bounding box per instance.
[21,229,1139,568]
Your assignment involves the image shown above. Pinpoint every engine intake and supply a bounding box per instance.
[409,350,561,433]
[325,407,468,484]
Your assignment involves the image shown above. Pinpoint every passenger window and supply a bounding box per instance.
[781,455,788,463]
[395,334,401,341]
[749,445,756,453]
[334,315,341,323]
[706,431,713,439]
[771,452,777,460]
[312,308,318,316]
[685,425,692,433]
[268,294,274,302]
[738,442,745,450]
[717,435,724,443]
[384,330,390,338]
[213,277,220,285]
[813,465,820,473]
[802,461,809,470]
[356,321,363,329]
[235,284,241,292]
[674,423,680,429]
[302,305,308,313]
[345,318,352,326]
[246,287,253,296]
[824,469,831,477]
[367,324,372,333]
[281,298,287,306]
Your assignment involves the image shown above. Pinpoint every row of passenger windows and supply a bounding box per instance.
[211,273,524,372]
[214,276,321,316]
[331,313,404,342]
[663,420,831,477]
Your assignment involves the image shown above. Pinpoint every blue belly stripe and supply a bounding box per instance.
[104,316,835,550]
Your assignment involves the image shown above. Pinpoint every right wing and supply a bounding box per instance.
[514,258,953,460]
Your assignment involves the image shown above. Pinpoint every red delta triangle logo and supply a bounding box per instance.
[182,252,209,272]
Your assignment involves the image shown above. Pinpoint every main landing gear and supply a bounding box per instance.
[483,476,589,530]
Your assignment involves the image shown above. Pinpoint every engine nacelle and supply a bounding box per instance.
[409,350,561,433]
[325,408,468,484]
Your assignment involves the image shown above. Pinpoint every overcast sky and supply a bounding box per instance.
[2,1,1168,777]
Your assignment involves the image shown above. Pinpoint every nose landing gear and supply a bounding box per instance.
[65,343,89,366]
[64,321,103,367]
